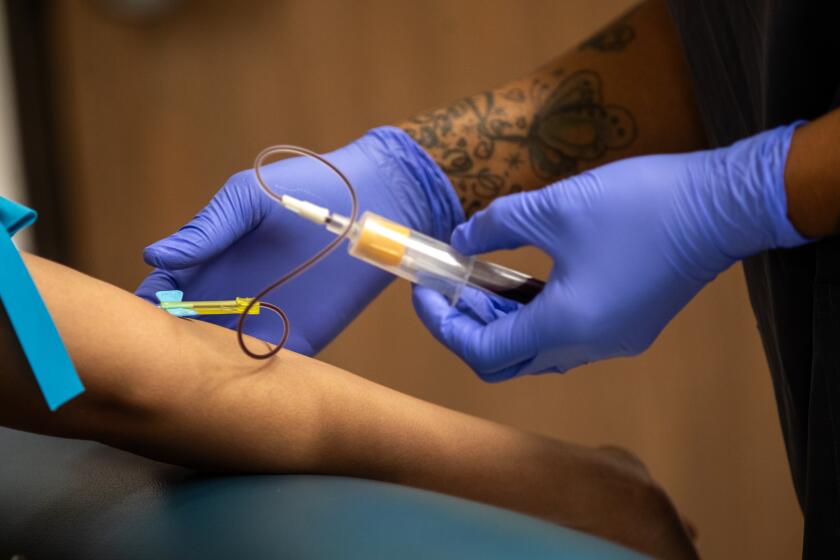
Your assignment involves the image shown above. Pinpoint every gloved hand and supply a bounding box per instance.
[413,124,809,381]
[137,126,463,355]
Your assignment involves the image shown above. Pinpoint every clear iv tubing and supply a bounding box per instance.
[236,146,359,360]
[239,145,546,359]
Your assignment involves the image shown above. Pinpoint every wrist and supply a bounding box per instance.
[357,126,465,240]
[699,122,810,260]
[783,110,840,237]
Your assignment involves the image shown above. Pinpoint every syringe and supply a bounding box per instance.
[279,195,545,304]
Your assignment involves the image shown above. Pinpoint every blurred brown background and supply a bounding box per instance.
[33,0,802,557]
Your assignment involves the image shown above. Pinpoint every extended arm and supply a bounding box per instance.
[1,253,697,558]
[399,0,706,214]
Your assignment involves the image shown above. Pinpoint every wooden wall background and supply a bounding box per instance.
[46,0,802,557]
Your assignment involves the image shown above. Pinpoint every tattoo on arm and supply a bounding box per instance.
[579,6,639,53]
[579,23,635,52]
[402,69,638,215]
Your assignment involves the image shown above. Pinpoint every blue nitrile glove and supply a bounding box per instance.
[136,126,463,355]
[413,123,809,381]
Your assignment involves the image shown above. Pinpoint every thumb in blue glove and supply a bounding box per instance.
[413,123,809,381]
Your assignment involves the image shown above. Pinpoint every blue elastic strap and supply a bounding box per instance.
[0,197,84,410]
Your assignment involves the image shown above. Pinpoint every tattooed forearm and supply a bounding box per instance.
[401,69,638,215]
[578,6,638,53]
[399,0,706,215]
[579,22,635,52]
[403,91,528,214]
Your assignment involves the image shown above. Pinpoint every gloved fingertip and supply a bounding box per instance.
[142,244,166,269]
[412,284,446,303]
[454,286,517,324]
[450,200,529,255]
[142,233,208,270]
[411,285,452,328]
[450,223,472,254]
[135,269,178,303]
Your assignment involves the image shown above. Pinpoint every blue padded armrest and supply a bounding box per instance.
[0,427,645,559]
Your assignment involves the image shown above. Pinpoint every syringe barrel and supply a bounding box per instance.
[348,212,474,304]
[347,211,546,305]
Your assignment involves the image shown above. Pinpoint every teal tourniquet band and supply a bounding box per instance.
[0,196,84,410]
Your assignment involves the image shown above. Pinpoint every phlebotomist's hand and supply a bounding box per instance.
[413,124,809,381]
[136,127,463,355]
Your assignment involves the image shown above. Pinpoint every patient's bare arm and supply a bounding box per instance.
[0,253,696,559]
